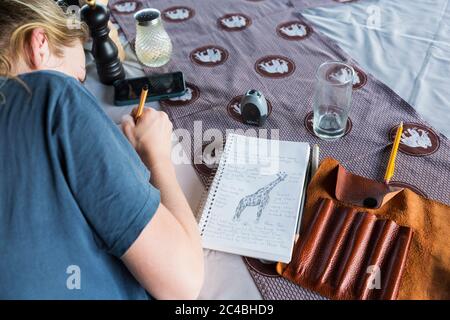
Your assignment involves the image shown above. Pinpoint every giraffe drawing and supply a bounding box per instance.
[233,172,288,223]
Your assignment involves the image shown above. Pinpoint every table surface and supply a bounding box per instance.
[84,0,450,300]
[302,0,450,138]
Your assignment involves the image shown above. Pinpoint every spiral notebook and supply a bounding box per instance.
[197,134,310,263]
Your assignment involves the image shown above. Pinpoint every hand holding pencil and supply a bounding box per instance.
[134,85,149,122]
[122,84,174,168]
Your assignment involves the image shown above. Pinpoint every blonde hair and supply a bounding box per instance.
[0,0,88,79]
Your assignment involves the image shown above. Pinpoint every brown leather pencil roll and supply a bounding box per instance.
[280,198,413,300]
[277,158,450,300]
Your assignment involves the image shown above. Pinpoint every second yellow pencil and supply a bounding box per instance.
[384,121,403,184]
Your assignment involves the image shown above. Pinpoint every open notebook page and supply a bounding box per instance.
[199,134,310,263]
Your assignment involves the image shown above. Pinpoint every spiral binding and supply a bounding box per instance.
[196,134,235,237]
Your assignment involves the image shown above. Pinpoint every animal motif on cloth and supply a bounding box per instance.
[169,87,193,102]
[353,71,361,85]
[165,8,190,20]
[231,101,242,115]
[280,23,307,37]
[233,172,288,222]
[113,1,137,13]
[258,58,290,74]
[329,67,355,84]
[194,48,223,63]
[329,67,362,86]
[401,128,433,149]
[221,15,247,29]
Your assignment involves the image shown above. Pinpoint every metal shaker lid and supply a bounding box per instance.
[134,8,161,26]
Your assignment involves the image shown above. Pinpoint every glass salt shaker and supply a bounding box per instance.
[134,8,173,67]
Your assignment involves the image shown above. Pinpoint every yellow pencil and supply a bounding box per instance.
[384,121,403,184]
[134,85,148,122]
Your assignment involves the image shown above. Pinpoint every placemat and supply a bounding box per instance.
[109,0,450,300]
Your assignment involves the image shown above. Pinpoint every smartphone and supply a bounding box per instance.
[113,72,186,106]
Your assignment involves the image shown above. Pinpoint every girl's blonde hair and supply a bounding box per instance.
[0,0,89,78]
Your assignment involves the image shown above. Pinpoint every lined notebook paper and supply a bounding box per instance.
[197,134,310,263]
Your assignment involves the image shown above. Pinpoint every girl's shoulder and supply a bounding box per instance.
[2,70,101,118]
[18,70,96,104]
[18,70,78,88]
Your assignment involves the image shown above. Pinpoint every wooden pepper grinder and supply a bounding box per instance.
[80,0,125,85]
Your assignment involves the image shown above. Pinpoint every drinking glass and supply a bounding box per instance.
[312,61,354,140]
[134,8,172,67]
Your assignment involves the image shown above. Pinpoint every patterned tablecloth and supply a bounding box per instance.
[109,0,450,300]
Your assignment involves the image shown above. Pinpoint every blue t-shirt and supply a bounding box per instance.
[0,71,160,299]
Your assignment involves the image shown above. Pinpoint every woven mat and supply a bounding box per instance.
[109,0,450,300]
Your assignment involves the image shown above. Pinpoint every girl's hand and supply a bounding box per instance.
[122,108,173,170]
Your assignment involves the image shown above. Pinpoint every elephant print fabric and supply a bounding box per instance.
[350,66,367,89]
[218,14,252,31]
[326,64,367,89]
[277,21,312,40]
[190,46,229,66]
[161,83,200,107]
[255,56,296,78]
[389,123,440,156]
[109,0,450,210]
[162,7,195,22]
[111,0,142,14]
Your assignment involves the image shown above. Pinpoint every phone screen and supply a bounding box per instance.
[114,72,186,105]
